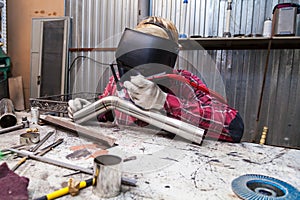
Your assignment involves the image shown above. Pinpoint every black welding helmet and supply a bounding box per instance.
[115,27,180,79]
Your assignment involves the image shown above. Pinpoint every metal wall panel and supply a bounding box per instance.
[65,0,300,147]
[152,0,300,37]
[65,0,138,95]
[0,0,7,52]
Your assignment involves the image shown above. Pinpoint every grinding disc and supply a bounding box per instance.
[231,174,300,200]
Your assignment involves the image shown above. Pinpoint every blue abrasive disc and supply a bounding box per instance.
[231,174,300,200]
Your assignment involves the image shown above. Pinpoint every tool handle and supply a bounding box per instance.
[34,178,94,200]
[11,156,28,171]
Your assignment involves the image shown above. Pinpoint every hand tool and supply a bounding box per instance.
[29,130,55,152]
[34,176,137,200]
[8,148,137,186]
[11,130,55,171]
[9,148,94,174]
[11,138,64,171]
[20,132,40,145]
[37,138,64,156]
[34,178,95,200]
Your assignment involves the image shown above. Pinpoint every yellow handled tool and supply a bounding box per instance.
[34,178,95,200]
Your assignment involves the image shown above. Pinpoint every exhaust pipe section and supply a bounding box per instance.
[73,96,204,144]
[0,98,17,128]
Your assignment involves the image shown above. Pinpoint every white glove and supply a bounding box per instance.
[123,74,167,110]
[67,98,91,119]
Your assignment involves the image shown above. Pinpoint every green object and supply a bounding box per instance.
[0,151,3,160]
[0,47,11,81]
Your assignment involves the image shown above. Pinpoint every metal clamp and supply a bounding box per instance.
[20,132,40,145]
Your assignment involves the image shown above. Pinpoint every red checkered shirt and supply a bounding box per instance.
[98,69,238,142]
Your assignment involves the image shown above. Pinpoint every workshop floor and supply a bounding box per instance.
[0,112,299,200]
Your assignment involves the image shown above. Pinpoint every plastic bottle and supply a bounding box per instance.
[263,18,272,37]
[179,0,188,38]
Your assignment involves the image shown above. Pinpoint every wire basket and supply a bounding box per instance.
[29,92,100,115]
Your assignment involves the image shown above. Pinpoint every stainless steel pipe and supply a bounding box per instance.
[0,123,23,134]
[73,96,204,144]
[93,155,122,198]
[0,98,17,128]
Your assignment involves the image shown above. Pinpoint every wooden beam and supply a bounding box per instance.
[8,76,25,111]
[40,115,116,147]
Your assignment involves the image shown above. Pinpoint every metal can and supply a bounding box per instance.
[93,154,122,198]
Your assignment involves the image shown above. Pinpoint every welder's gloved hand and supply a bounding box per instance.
[67,98,91,119]
[123,74,167,110]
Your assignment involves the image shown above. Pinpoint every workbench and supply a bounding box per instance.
[0,112,299,200]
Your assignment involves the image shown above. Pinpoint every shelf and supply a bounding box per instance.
[179,36,300,50]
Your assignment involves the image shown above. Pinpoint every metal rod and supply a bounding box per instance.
[1,144,26,152]
[252,22,275,143]
[8,148,137,187]
[29,131,55,152]
[8,148,93,174]
[73,96,205,144]
[12,131,55,171]
[0,123,24,134]
[40,138,64,152]
[34,138,64,157]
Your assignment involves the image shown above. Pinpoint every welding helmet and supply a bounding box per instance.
[115,27,180,79]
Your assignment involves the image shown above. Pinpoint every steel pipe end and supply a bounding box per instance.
[0,113,17,128]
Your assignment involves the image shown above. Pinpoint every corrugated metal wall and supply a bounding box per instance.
[65,0,300,148]
[65,0,138,95]
[1,0,7,52]
[152,0,300,37]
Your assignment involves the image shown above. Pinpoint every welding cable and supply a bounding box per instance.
[68,55,113,72]
[67,55,115,95]
[34,178,95,200]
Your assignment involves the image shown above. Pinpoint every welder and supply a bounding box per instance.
[68,16,244,143]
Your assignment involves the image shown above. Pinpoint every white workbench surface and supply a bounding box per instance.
[0,112,299,200]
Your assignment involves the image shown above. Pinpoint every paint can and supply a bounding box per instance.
[31,107,40,124]
[93,154,122,198]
